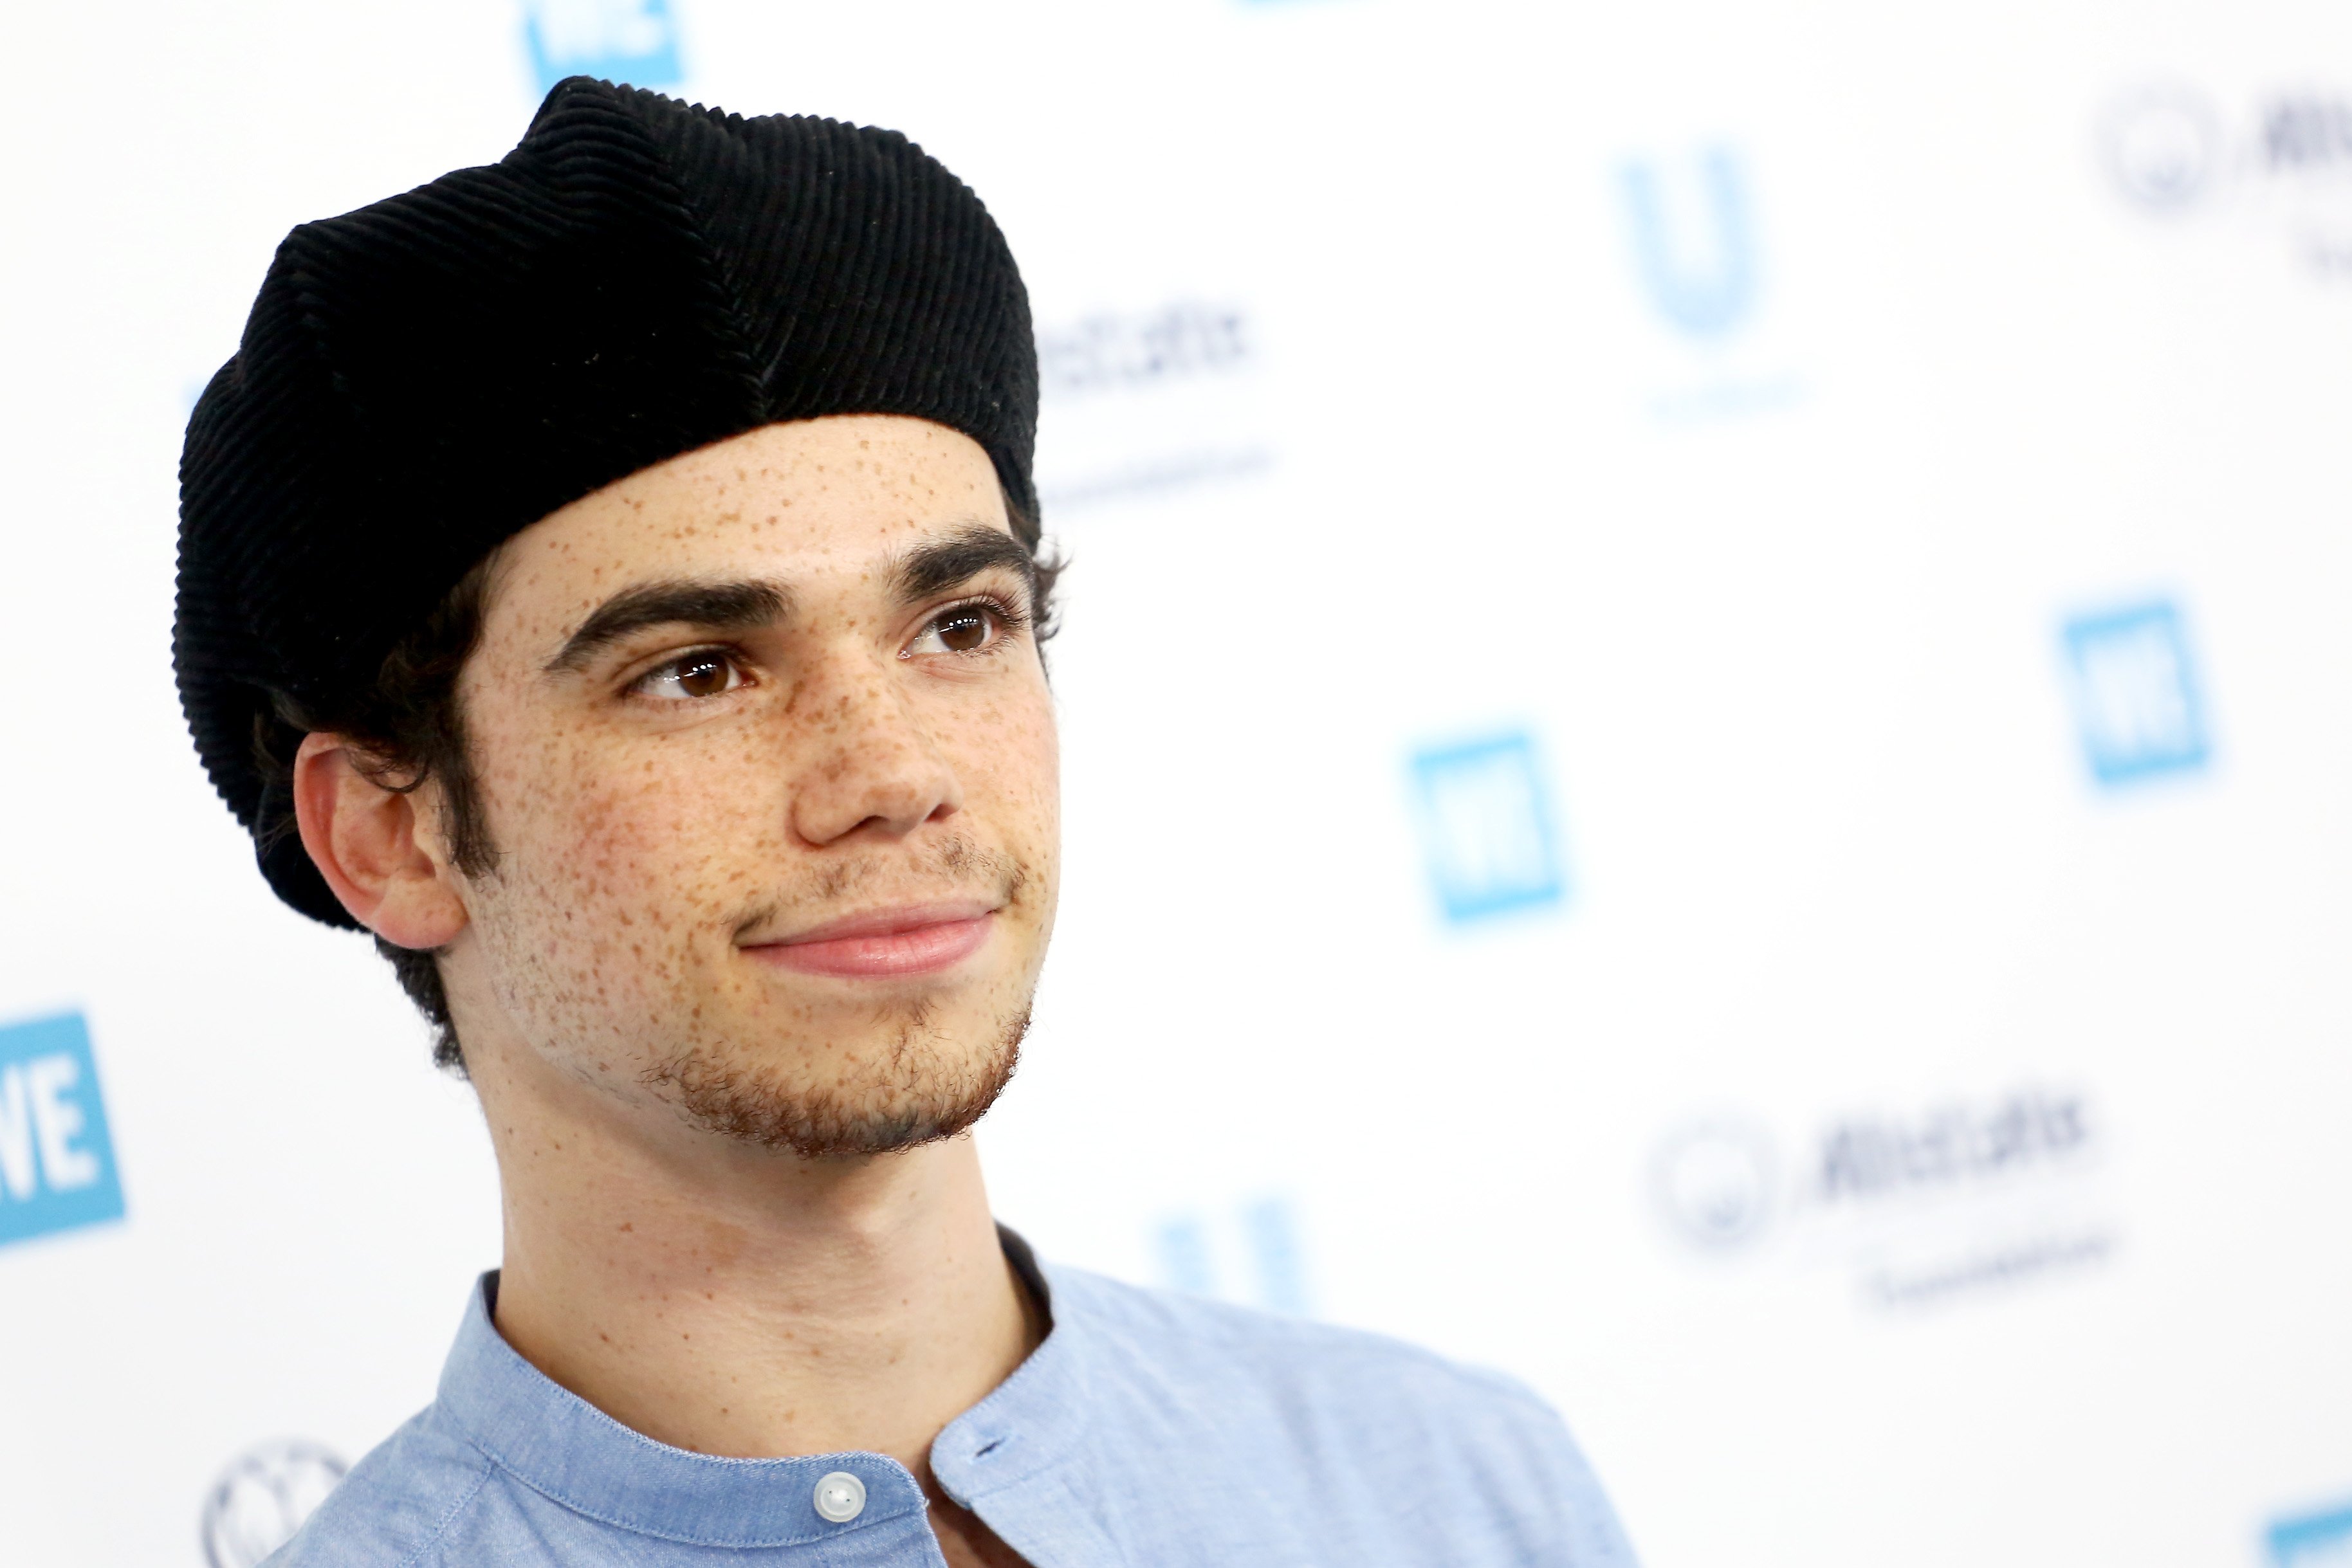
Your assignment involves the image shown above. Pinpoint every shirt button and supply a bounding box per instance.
[813,1471,867,1524]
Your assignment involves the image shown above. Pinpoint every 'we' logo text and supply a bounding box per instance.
[0,1012,125,1250]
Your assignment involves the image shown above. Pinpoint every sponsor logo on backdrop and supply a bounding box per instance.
[1153,1195,1312,1315]
[201,1441,347,1568]
[2102,86,2223,210]
[2100,82,2352,280]
[522,0,684,96]
[1040,302,1249,391]
[1033,302,1271,512]
[2059,598,2210,787]
[0,1012,125,1250]
[2269,1500,2352,1567]
[1616,145,1801,423]
[1650,1085,2115,1310]
[1650,1121,1776,1248]
[1408,731,1568,924]
[1622,148,1757,339]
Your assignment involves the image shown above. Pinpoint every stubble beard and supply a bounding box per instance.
[638,998,1032,1160]
[641,835,1040,1159]
[473,826,1045,1161]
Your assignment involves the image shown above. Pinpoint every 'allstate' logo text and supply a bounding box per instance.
[1032,300,1271,511]
[1649,1087,2113,1311]
[2098,82,2352,279]
[1408,731,1568,924]
[0,1011,125,1250]
[1816,1089,2088,1202]
[2059,599,2211,785]
[522,0,684,96]
[1620,147,1759,339]
[1038,304,1249,396]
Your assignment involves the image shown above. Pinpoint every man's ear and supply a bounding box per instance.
[291,734,471,950]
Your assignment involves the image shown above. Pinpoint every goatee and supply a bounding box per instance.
[641,1004,1029,1160]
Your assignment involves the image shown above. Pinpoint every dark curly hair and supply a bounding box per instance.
[253,486,1056,1075]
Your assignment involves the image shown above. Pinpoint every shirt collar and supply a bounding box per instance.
[432,1226,1088,1546]
[930,1227,1091,1495]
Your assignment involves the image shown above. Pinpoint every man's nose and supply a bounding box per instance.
[786,654,964,847]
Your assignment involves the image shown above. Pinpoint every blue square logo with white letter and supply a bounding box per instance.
[2270,1502,2352,1567]
[523,0,684,96]
[1409,732,1568,922]
[0,1012,125,1249]
[2060,599,2210,785]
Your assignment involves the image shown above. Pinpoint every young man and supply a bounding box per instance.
[176,78,1635,1567]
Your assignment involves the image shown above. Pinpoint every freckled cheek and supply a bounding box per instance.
[945,693,1061,834]
[533,740,791,904]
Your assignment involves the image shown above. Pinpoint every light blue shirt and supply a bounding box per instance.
[271,1232,1637,1565]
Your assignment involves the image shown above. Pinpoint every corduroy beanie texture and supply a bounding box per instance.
[174,77,1038,929]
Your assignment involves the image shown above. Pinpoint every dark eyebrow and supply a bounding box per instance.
[890,524,1039,608]
[543,578,789,674]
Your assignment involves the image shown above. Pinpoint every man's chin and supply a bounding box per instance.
[638,1010,1028,1160]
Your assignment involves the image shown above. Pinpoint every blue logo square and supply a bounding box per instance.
[2059,600,2210,785]
[2270,1502,2352,1567]
[523,0,684,96]
[1408,732,1568,922]
[0,1012,125,1250]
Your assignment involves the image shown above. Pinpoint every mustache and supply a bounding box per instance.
[728,834,1027,942]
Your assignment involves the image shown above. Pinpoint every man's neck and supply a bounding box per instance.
[473,1047,1040,1475]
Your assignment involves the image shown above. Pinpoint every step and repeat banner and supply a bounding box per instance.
[3,1,2350,1563]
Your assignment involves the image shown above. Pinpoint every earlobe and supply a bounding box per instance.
[291,734,471,951]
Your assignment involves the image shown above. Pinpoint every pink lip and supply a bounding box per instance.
[744,903,996,979]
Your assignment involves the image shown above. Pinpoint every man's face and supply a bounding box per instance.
[437,414,1058,1158]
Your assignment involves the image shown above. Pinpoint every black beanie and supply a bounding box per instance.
[174,78,1038,929]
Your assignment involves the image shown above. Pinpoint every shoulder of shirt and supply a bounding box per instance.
[1036,1261,1638,1565]
[1042,1258,1562,1425]
[262,1405,496,1568]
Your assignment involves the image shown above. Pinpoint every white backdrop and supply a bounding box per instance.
[4,2,2351,1564]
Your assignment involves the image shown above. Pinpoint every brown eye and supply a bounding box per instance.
[935,608,991,653]
[635,650,745,702]
[898,594,1011,658]
[906,601,1013,659]
[673,653,732,697]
